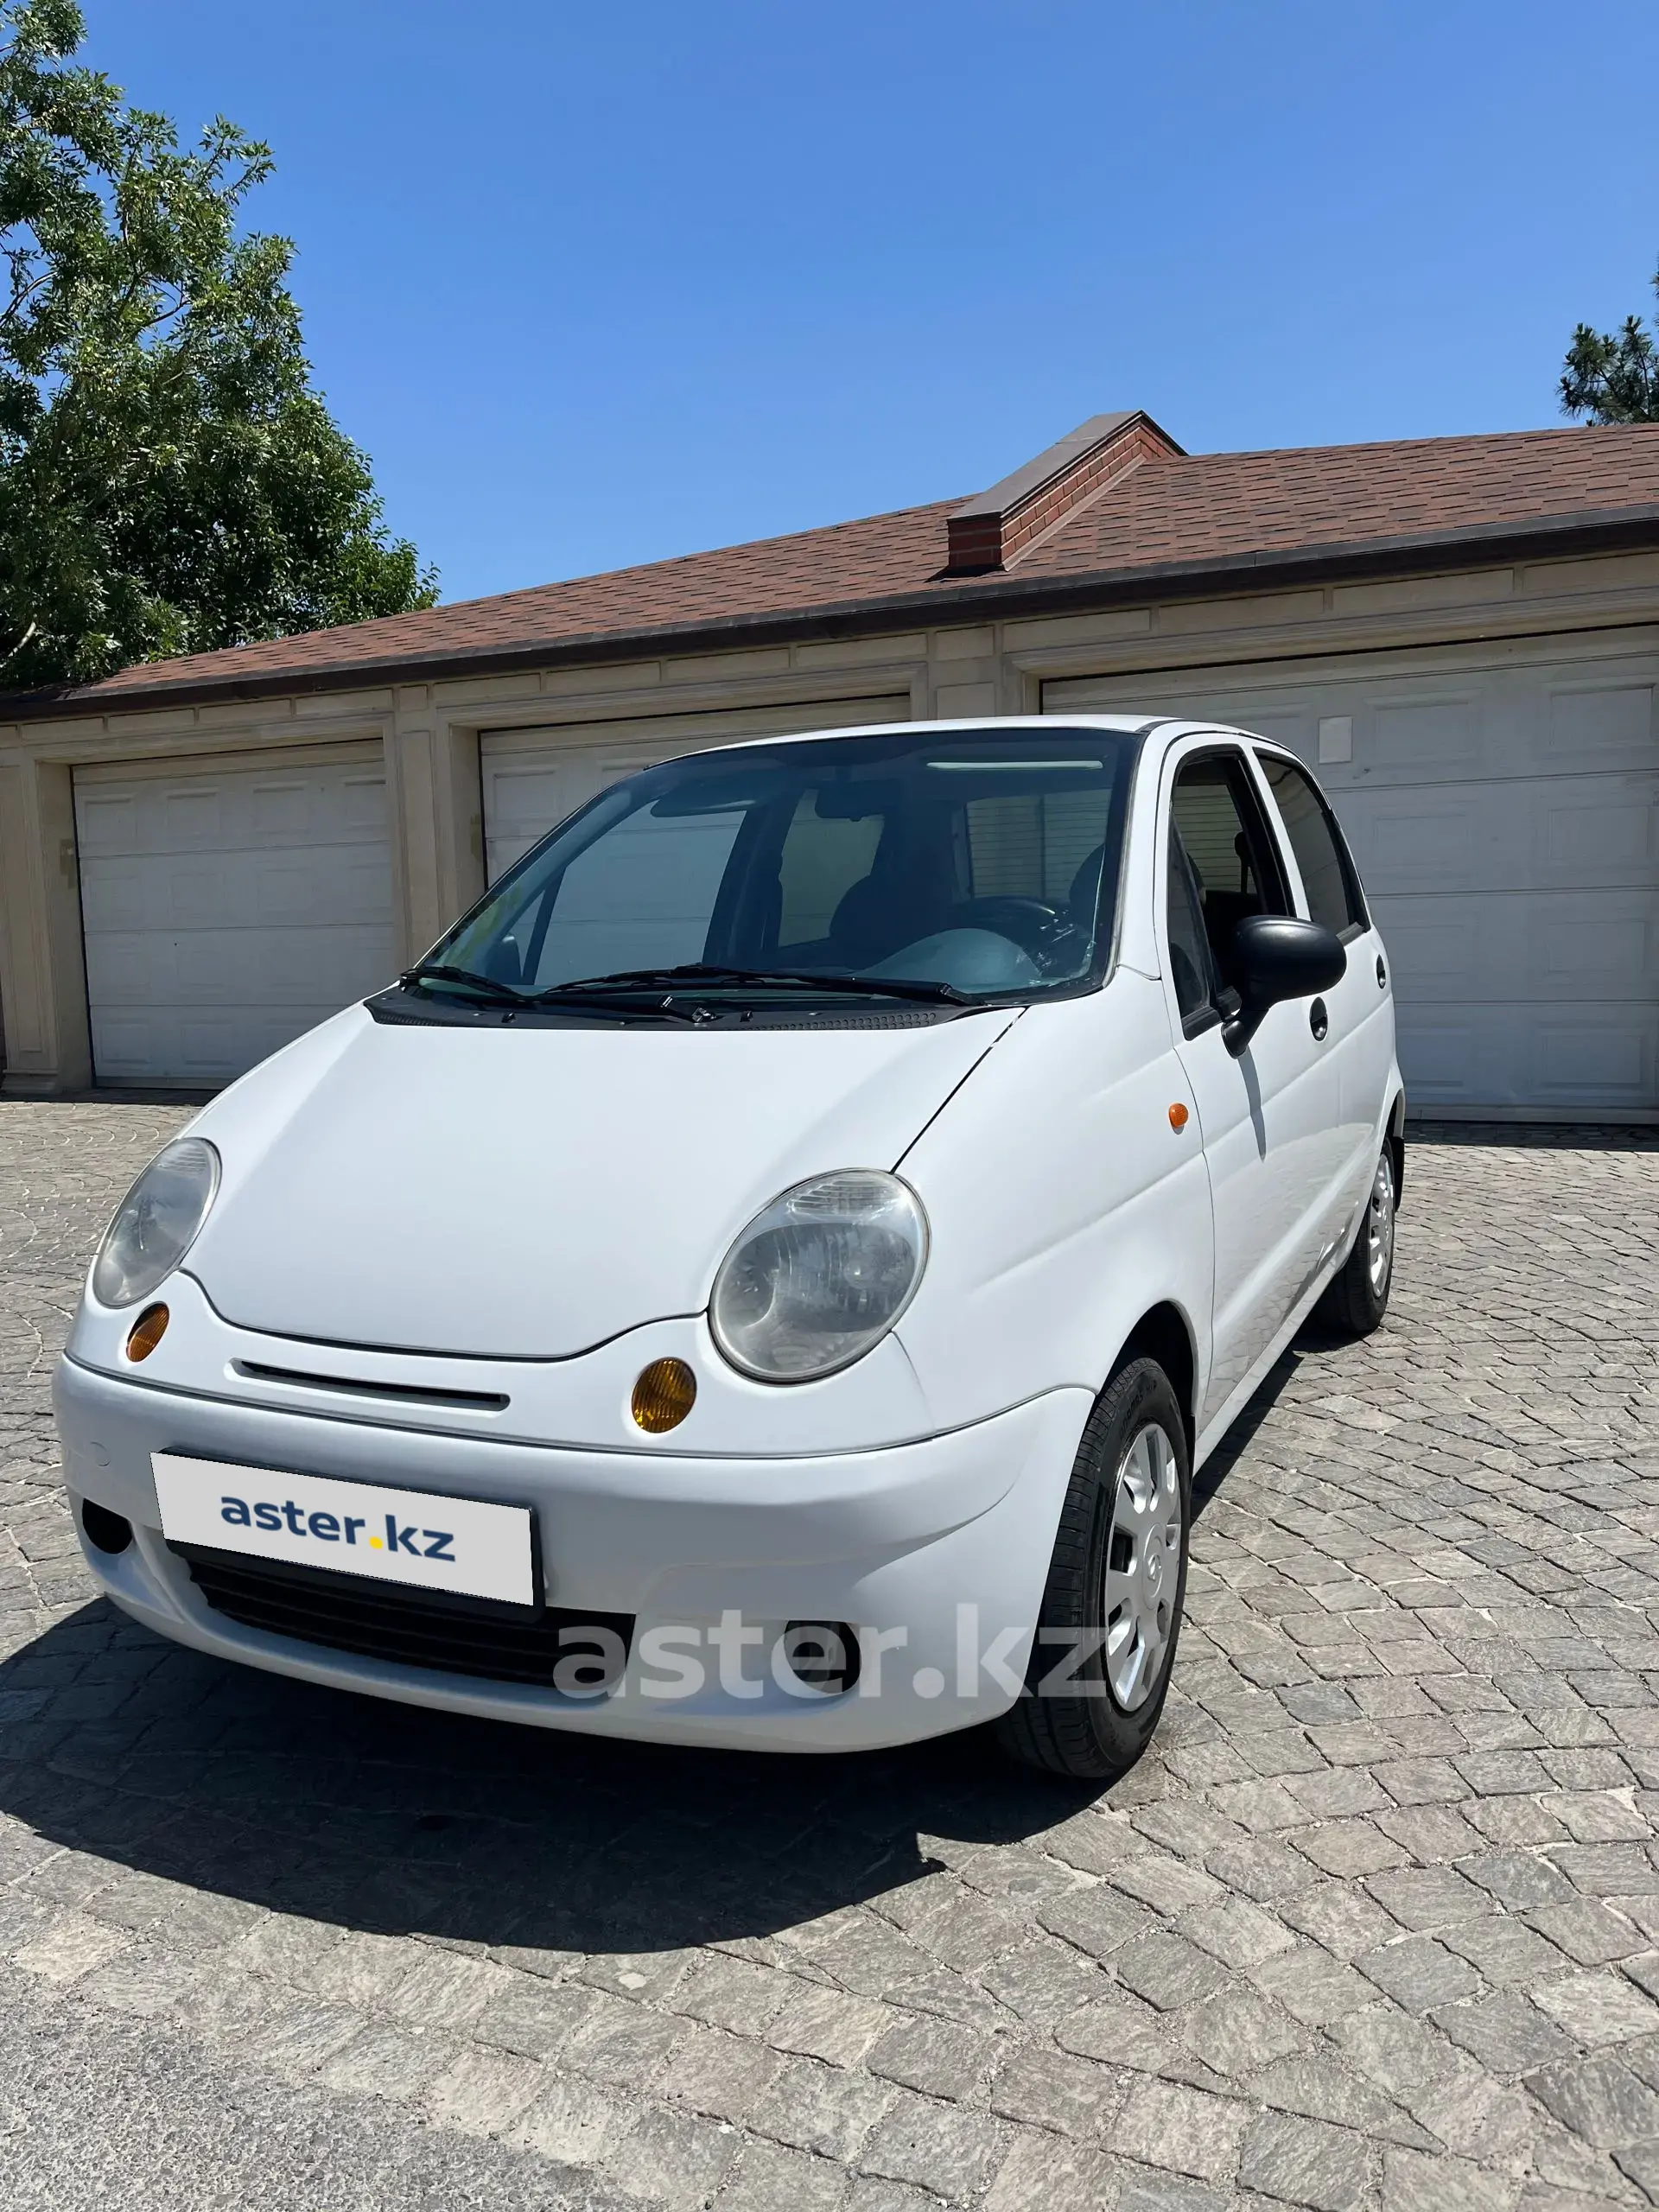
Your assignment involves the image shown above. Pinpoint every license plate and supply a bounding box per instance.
[151,1452,536,1608]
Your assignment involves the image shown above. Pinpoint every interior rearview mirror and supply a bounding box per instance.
[1223,915,1346,1057]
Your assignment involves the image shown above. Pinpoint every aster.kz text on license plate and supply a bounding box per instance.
[151,1452,535,1607]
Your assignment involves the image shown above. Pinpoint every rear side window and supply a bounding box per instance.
[1258,754,1368,938]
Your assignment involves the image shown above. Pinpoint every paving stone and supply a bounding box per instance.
[1613,2138,1659,2209]
[1528,1899,1649,1966]
[1239,2110,1372,2210]
[1111,2078,1249,2183]
[769,1982,894,2067]
[564,1993,694,2087]
[11,1909,130,1984]
[1433,1989,1576,2074]
[1380,2145,1518,2210]
[1110,1851,1229,1915]
[474,1975,602,2060]
[1175,1983,1304,2077]
[666,2025,786,2122]
[1248,2053,1434,2148]
[1526,2054,1659,2150]
[717,2140,847,2212]
[858,2088,1007,2196]
[315,2019,459,2100]
[1533,1972,1659,2046]
[1039,1885,1156,1961]
[1357,1934,1485,2011]
[1112,1929,1232,2011]
[423,2044,544,2136]
[1279,1881,1402,1961]
[608,2103,741,2203]
[1459,1852,1580,1912]
[1366,1866,1491,1931]
[510,2073,636,2165]
[988,2044,1122,2138]
[749,2056,893,2160]
[981,2126,1117,2212]
[1294,1820,1409,1878]
[867,2015,995,2101]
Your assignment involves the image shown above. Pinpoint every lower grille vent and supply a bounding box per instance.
[174,1544,632,1691]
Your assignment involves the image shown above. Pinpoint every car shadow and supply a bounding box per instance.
[0,1606,1112,1955]
[0,1325,1329,1957]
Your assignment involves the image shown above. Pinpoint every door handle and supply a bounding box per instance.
[1376,954,1387,988]
[1309,997,1329,1042]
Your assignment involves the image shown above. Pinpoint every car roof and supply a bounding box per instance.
[700,712,1170,755]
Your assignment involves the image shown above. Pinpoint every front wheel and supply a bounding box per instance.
[995,1358,1191,1781]
[1316,1142,1396,1338]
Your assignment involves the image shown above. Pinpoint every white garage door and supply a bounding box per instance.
[75,747,396,1085]
[480,696,912,881]
[1046,640,1659,1116]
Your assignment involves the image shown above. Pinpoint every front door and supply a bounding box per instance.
[1159,744,1342,1425]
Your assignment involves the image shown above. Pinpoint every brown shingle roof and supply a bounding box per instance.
[13,423,1659,717]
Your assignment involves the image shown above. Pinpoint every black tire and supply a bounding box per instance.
[1316,1141,1397,1338]
[995,1357,1191,1782]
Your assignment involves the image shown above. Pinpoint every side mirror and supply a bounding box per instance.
[1222,915,1345,1057]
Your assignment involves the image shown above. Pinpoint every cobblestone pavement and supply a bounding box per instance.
[3,1103,1659,2212]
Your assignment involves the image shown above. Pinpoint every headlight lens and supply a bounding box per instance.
[710,1170,928,1382]
[92,1137,221,1308]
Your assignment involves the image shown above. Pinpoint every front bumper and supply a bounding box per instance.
[54,1354,1090,1751]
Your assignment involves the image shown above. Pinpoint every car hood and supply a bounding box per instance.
[183,1004,1014,1358]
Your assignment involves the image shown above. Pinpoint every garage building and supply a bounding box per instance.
[2,409,1656,1117]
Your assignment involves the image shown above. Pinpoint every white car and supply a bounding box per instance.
[54,716,1402,1779]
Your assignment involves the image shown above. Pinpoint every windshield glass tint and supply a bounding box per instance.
[435,728,1138,1001]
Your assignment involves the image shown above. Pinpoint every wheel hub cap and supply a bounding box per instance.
[1367,1152,1395,1298]
[1103,1421,1181,1712]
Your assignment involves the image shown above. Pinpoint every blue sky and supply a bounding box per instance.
[84,0,1659,606]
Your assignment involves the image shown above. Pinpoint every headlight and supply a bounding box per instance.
[92,1137,220,1308]
[710,1170,927,1382]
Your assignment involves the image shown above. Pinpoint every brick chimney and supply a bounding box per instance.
[944,410,1184,575]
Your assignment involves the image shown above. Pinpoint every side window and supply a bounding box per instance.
[1168,752,1291,997]
[1165,823,1213,1023]
[1258,754,1368,938]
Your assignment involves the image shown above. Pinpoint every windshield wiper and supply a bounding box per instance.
[400,963,697,1022]
[543,964,977,1007]
[402,963,531,1006]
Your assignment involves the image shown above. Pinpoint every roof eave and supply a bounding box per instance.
[8,502,1659,724]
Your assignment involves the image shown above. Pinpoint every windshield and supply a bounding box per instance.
[429,726,1138,1007]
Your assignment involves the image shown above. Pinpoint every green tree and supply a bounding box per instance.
[1560,264,1659,423]
[0,0,435,689]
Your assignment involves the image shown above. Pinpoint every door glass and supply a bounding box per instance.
[1169,753,1290,997]
[1166,825,1214,1023]
[1258,754,1367,937]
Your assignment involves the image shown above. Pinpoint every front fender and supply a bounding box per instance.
[893,975,1214,1430]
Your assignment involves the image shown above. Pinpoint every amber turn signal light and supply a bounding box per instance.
[631,1357,696,1433]
[124,1303,169,1361]
[1168,1103,1190,1132]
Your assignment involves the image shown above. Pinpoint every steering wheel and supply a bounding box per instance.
[955,897,1082,974]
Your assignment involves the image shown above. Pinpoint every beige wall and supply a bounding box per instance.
[3,544,1658,1092]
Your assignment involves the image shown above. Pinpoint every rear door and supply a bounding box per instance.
[1159,739,1342,1421]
